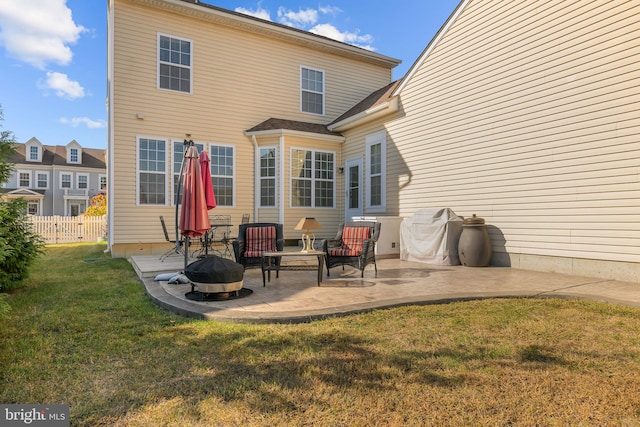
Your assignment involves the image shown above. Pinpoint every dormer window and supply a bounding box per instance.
[69,148,79,163]
[29,146,39,161]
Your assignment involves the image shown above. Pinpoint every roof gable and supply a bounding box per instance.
[392,0,469,96]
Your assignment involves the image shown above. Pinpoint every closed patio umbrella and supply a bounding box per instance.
[198,150,216,210]
[178,143,210,269]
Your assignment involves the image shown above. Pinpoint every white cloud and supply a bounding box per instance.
[277,7,318,28]
[39,72,85,99]
[310,23,374,50]
[319,5,342,16]
[235,6,271,21]
[60,117,106,129]
[0,0,85,69]
[235,3,375,51]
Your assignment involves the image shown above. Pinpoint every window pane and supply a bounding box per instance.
[159,36,191,93]
[292,179,311,207]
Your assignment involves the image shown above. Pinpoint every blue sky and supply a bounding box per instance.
[0,0,459,149]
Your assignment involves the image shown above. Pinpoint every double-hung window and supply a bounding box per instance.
[291,148,334,208]
[260,147,276,207]
[37,172,48,189]
[69,148,79,163]
[301,66,324,115]
[366,131,386,212]
[138,137,166,205]
[29,146,39,161]
[77,174,88,190]
[158,34,192,93]
[61,173,72,189]
[210,145,234,207]
[18,171,30,187]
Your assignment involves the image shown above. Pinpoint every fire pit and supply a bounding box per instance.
[184,256,251,301]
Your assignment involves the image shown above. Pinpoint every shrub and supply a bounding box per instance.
[0,198,44,291]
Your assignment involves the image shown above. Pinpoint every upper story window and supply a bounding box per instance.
[61,173,72,189]
[69,148,79,163]
[210,145,234,207]
[18,171,30,187]
[158,34,192,93]
[37,172,48,189]
[99,175,107,192]
[301,66,324,115]
[290,148,334,208]
[28,145,40,161]
[138,137,166,205]
[366,131,387,212]
[77,174,88,189]
[260,147,276,207]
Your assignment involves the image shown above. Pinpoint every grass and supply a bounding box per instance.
[2,243,640,425]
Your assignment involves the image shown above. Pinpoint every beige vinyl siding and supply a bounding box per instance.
[341,116,403,218]
[387,0,640,268]
[110,0,393,254]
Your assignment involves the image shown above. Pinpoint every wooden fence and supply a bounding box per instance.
[29,215,107,244]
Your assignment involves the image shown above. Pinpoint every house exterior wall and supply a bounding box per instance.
[108,0,395,257]
[385,0,640,281]
[2,141,106,216]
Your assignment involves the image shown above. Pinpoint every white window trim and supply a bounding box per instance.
[259,146,278,208]
[157,32,193,94]
[36,171,49,189]
[209,143,236,208]
[300,65,325,116]
[60,172,73,189]
[136,136,168,206]
[17,170,31,188]
[365,131,387,213]
[289,147,336,209]
[76,173,89,190]
[99,174,107,192]
[67,147,81,164]
[27,145,41,162]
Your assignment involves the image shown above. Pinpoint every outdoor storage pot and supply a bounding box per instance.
[458,214,492,267]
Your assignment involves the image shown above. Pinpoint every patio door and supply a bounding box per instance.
[344,158,362,221]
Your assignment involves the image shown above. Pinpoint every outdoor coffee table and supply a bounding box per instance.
[261,250,325,286]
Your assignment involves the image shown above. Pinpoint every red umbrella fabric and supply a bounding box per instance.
[199,150,216,210]
[179,145,210,238]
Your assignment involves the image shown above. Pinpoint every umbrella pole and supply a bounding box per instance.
[176,136,194,271]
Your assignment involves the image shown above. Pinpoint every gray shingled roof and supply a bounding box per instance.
[329,79,402,126]
[8,143,106,169]
[246,118,342,137]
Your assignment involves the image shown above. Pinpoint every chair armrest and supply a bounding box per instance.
[361,238,375,256]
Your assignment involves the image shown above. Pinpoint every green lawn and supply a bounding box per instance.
[2,243,640,426]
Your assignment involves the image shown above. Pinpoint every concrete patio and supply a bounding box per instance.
[130,252,640,323]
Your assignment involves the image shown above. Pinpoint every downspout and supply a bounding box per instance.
[279,135,285,225]
[251,135,259,222]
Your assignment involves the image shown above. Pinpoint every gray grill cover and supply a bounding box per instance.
[185,256,244,283]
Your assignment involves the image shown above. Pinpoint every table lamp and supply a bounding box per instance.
[294,217,322,253]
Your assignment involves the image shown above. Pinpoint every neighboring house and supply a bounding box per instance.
[108,0,640,283]
[2,138,106,216]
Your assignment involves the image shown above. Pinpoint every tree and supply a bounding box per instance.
[85,193,106,216]
[0,106,44,294]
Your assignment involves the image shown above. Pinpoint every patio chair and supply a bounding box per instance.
[322,221,381,277]
[159,215,183,261]
[232,222,284,272]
